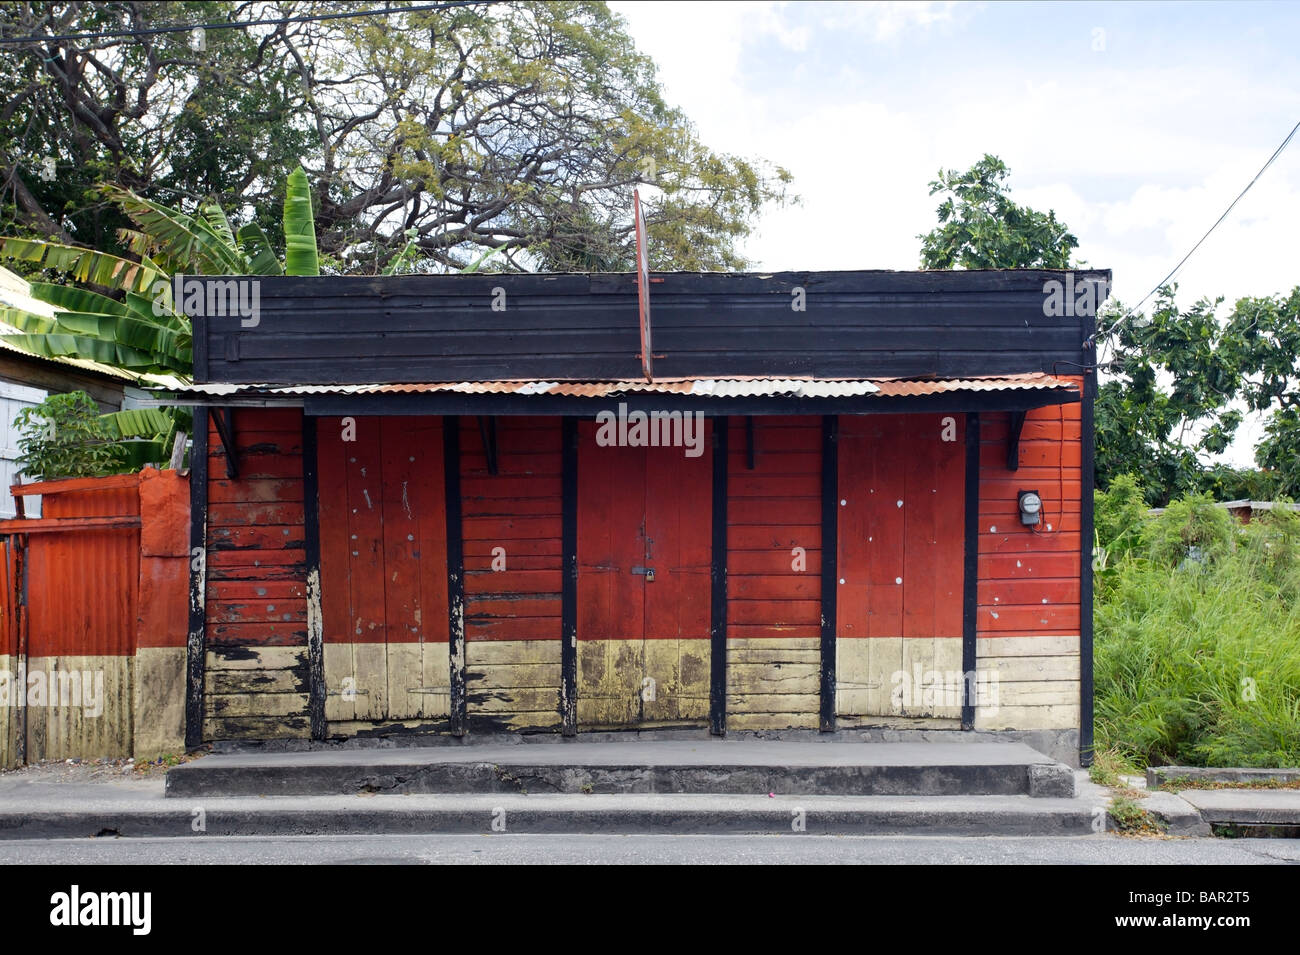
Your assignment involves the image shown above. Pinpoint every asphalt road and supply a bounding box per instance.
[1,833,1297,864]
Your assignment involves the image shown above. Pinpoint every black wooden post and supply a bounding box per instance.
[560,417,579,736]
[301,414,327,740]
[709,417,729,736]
[961,412,981,731]
[819,415,839,733]
[185,412,209,750]
[1080,314,1098,767]
[443,417,467,736]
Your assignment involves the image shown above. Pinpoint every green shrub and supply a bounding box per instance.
[13,391,127,482]
[1094,486,1300,769]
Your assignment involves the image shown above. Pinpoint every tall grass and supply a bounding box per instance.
[1094,477,1300,768]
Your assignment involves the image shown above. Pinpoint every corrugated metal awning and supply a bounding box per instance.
[160,372,1075,400]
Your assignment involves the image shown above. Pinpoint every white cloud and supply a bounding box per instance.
[819,1,965,42]
[610,2,1300,468]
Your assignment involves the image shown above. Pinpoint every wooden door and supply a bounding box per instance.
[317,416,450,727]
[836,414,966,720]
[576,420,712,727]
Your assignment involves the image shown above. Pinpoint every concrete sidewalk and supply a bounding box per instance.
[0,769,1112,839]
[1,745,1294,839]
[0,758,1188,840]
[164,740,1076,799]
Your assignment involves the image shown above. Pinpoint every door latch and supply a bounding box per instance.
[631,566,656,582]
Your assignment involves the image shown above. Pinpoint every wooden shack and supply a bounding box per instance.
[174,268,1107,763]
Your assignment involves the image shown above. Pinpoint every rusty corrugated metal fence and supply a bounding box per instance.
[0,469,190,768]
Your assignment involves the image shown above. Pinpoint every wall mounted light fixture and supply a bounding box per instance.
[1017,489,1043,526]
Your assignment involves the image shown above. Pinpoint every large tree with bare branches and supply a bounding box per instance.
[0,0,791,273]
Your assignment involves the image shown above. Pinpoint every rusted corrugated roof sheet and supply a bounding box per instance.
[169,373,1075,399]
[869,373,1077,396]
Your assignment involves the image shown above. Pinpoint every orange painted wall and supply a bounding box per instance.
[461,416,563,642]
[205,408,307,648]
[976,385,1084,637]
[726,415,822,640]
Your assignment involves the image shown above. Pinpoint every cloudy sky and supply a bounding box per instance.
[609,0,1298,306]
[609,0,1299,462]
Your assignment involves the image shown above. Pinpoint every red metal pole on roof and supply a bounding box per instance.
[634,188,653,382]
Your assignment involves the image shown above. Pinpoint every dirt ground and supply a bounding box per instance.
[0,751,207,783]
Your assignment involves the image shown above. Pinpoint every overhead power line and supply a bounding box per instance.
[0,1,497,45]
[1100,117,1300,354]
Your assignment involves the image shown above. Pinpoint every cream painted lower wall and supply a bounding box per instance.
[837,637,964,721]
[189,633,1081,744]
[322,641,450,723]
[727,636,819,730]
[837,635,1081,731]
[12,655,133,761]
[205,645,310,741]
[578,638,709,727]
[467,639,560,731]
[0,653,13,769]
[974,635,1081,731]
[133,646,186,759]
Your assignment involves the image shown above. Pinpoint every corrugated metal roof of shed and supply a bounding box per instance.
[164,372,1076,400]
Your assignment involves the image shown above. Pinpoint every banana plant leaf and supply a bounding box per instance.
[237,223,285,276]
[0,332,184,374]
[49,312,191,365]
[28,282,129,316]
[199,201,238,252]
[0,306,57,334]
[115,437,173,471]
[283,166,320,276]
[102,186,248,276]
[100,408,176,439]
[462,241,511,273]
[123,290,190,332]
[0,238,160,294]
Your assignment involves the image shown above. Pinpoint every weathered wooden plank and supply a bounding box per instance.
[976,654,1081,681]
[205,692,309,718]
[203,716,310,740]
[975,703,1080,731]
[208,668,306,694]
[205,646,306,670]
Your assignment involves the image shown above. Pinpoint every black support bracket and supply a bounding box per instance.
[477,415,499,475]
[1006,410,1027,472]
[211,407,240,479]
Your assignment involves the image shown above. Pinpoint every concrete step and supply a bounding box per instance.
[164,741,1076,799]
[1176,790,1300,836]
[0,792,1099,839]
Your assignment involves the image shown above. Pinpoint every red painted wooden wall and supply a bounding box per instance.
[726,416,822,641]
[977,393,1083,637]
[576,420,712,643]
[837,414,966,639]
[206,408,307,650]
[316,416,448,645]
[460,416,563,643]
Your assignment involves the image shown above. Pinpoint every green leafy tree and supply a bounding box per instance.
[1,1,791,273]
[918,154,1077,269]
[1221,287,1300,495]
[1095,284,1300,505]
[1094,288,1247,505]
[14,390,127,481]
